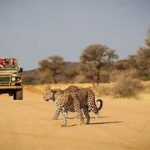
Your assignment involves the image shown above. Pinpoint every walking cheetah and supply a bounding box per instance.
[56,88,103,126]
[55,91,85,126]
[43,85,79,119]
[44,86,103,126]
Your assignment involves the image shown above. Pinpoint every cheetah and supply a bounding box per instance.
[55,91,85,126]
[43,85,79,119]
[44,86,103,125]
[56,88,103,126]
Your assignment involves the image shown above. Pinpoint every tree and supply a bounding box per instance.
[22,74,35,85]
[131,29,150,80]
[136,47,150,70]
[62,62,80,83]
[38,59,52,83]
[38,55,66,83]
[114,59,130,70]
[80,44,118,85]
[22,69,40,85]
[145,29,150,47]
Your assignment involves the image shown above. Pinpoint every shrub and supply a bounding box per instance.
[94,84,111,96]
[22,75,35,85]
[112,73,143,97]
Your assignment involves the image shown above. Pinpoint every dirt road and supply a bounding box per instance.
[0,90,150,150]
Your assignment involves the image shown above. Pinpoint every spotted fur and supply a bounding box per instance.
[43,85,79,119]
[55,91,85,126]
[44,86,103,126]
[57,88,103,125]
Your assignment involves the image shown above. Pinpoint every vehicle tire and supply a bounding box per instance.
[13,89,23,100]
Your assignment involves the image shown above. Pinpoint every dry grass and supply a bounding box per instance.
[24,81,150,100]
[24,83,94,95]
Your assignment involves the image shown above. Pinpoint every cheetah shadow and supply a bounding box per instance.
[89,121,123,125]
[90,116,109,119]
[65,121,123,127]
[64,124,78,127]
[67,116,109,120]
[60,116,123,127]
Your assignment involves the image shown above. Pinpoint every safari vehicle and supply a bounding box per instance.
[0,58,23,100]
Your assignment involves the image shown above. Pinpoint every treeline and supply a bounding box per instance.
[23,30,150,85]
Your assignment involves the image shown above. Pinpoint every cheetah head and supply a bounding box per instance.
[43,88,62,102]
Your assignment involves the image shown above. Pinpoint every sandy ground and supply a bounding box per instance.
[0,89,150,150]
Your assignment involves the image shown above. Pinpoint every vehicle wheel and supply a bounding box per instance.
[13,89,23,100]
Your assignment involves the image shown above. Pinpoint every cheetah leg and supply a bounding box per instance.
[89,104,99,122]
[77,110,85,125]
[74,98,85,125]
[61,108,68,127]
[52,107,62,120]
[83,107,90,124]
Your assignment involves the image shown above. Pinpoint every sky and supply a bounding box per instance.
[0,0,150,70]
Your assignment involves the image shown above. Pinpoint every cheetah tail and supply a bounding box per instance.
[96,99,103,111]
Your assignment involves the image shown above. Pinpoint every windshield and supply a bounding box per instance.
[0,58,18,71]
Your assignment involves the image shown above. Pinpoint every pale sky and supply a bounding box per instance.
[0,0,150,70]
